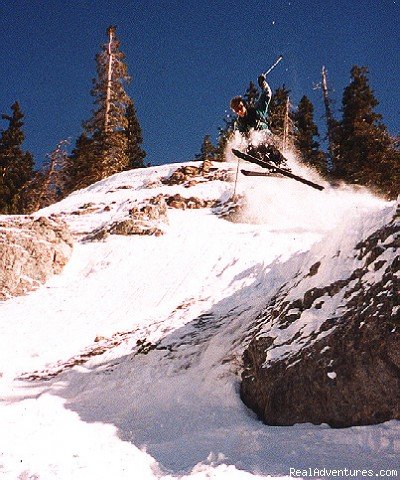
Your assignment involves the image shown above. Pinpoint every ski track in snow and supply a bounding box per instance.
[0,159,399,479]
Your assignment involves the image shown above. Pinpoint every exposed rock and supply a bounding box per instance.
[165,194,216,210]
[84,194,168,241]
[200,158,213,174]
[142,178,163,189]
[161,162,234,187]
[0,216,73,300]
[71,206,100,215]
[161,165,199,186]
[128,194,168,221]
[109,219,163,237]
[241,204,400,427]
[106,185,134,193]
[306,261,321,277]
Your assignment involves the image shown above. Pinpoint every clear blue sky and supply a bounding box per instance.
[1,0,399,167]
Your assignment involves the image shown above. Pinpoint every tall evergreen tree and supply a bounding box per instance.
[0,102,34,213]
[383,141,400,199]
[244,81,260,107]
[195,135,217,162]
[68,26,145,191]
[293,95,327,175]
[64,133,96,192]
[269,85,291,137]
[126,101,146,169]
[86,26,131,134]
[335,66,398,196]
[84,25,131,177]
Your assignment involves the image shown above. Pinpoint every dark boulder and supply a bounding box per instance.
[241,202,400,427]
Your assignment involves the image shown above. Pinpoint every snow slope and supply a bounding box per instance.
[0,158,398,479]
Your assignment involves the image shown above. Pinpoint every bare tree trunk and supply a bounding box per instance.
[28,158,56,213]
[282,96,291,153]
[321,66,336,161]
[31,140,68,212]
[105,28,114,132]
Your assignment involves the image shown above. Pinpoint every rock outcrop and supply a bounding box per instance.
[84,194,169,241]
[165,194,216,210]
[241,202,400,427]
[161,161,234,188]
[0,216,73,300]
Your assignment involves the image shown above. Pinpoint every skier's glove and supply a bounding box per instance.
[258,74,268,90]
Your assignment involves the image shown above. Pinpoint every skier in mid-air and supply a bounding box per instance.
[230,74,272,134]
[230,60,325,190]
[230,73,286,166]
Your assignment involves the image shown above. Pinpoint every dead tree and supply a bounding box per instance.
[321,66,337,162]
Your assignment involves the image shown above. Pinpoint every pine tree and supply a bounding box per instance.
[85,25,131,176]
[0,102,34,213]
[126,101,146,169]
[195,135,217,162]
[86,26,131,135]
[68,25,144,191]
[244,81,260,107]
[383,142,400,199]
[335,66,398,196]
[64,133,96,192]
[269,85,291,137]
[367,133,400,200]
[293,96,327,175]
[215,112,235,162]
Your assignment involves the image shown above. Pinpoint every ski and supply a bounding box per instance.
[232,148,324,191]
[241,169,275,177]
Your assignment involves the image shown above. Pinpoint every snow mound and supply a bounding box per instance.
[0,160,397,479]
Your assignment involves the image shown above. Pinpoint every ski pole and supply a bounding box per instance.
[263,55,283,76]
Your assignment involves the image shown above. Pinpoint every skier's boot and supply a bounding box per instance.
[246,143,290,172]
[265,145,289,170]
[246,143,270,164]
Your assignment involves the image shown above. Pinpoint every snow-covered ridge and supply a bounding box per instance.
[1,160,388,378]
[1,160,398,479]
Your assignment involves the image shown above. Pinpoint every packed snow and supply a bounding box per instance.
[0,155,398,479]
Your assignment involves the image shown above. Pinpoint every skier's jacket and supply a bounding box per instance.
[235,82,272,134]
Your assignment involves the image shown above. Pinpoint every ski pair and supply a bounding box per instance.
[231,148,325,191]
